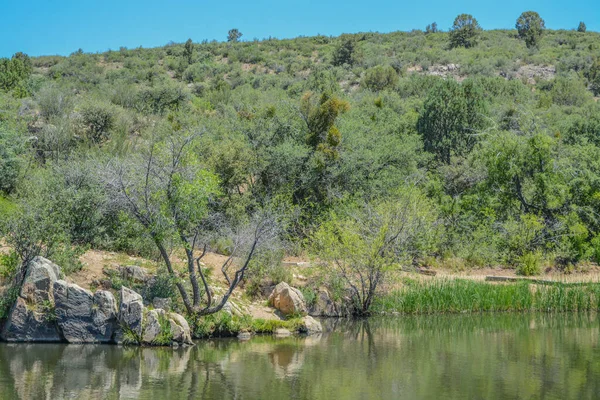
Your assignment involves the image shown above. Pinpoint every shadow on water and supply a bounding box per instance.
[1,313,600,399]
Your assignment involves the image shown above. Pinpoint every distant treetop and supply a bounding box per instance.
[449,14,482,49]
[227,29,243,43]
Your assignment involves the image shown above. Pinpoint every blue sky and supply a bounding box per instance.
[1,0,598,57]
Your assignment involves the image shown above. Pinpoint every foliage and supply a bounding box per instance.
[516,11,546,49]
[312,189,437,315]
[332,35,357,66]
[577,22,586,33]
[449,14,482,49]
[227,29,243,43]
[417,79,486,163]
[361,65,399,91]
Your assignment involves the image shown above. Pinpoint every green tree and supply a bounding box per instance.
[587,59,600,96]
[449,14,482,49]
[516,11,545,49]
[425,22,438,34]
[227,29,243,43]
[183,38,194,65]
[577,22,587,33]
[312,190,437,315]
[417,79,486,164]
[332,34,357,66]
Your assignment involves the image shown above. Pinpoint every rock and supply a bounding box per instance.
[237,332,252,340]
[0,296,62,342]
[92,290,118,341]
[168,313,193,345]
[1,257,62,342]
[299,316,322,335]
[20,256,61,304]
[268,282,307,316]
[142,309,162,344]
[120,265,149,283]
[119,287,144,336]
[152,297,171,311]
[274,328,292,337]
[309,289,349,317]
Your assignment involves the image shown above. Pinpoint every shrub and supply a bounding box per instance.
[361,65,399,91]
[517,251,542,276]
[79,101,116,143]
[449,14,482,49]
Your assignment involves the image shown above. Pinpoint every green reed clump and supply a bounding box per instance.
[374,279,600,314]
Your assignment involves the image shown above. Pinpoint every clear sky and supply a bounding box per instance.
[1,0,598,58]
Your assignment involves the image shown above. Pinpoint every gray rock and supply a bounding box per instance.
[54,280,94,343]
[299,316,323,335]
[119,287,144,336]
[1,296,62,342]
[309,289,349,317]
[237,332,252,340]
[274,328,292,337]
[152,297,171,311]
[120,265,150,283]
[92,290,118,341]
[142,310,162,344]
[268,282,307,316]
[168,313,193,345]
[20,256,61,303]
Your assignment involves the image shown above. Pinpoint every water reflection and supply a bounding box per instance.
[1,313,600,399]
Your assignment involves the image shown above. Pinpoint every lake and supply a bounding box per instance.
[1,313,599,399]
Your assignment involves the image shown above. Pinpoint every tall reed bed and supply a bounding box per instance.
[374,279,600,314]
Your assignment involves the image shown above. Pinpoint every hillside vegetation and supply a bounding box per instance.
[2,17,600,316]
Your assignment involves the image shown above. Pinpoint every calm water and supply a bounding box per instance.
[1,313,600,399]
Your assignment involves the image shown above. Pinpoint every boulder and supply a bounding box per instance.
[92,290,118,341]
[309,289,349,317]
[142,309,163,344]
[299,316,323,335]
[19,256,61,304]
[268,282,307,316]
[120,265,150,283]
[0,296,62,342]
[168,313,193,345]
[54,280,93,343]
[119,287,144,336]
[152,297,171,311]
[274,328,292,337]
[1,257,62,342]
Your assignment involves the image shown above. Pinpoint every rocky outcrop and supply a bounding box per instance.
[119,287,144,336]
[268,282,307,316]
[299,316,323,335]
[308,288,351,318]
[0,257,192,347]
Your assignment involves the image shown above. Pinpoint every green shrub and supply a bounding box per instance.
[361,65,398,91]
[79,101,115,143]
[517,251,543,276]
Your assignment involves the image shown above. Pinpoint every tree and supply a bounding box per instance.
[425,22,438,34]
[449,14,482,49]
[183,38,194,65]
[577,22,587,33]
[312,190,437,315]
[227,29,243,43]
[587,59,600,96]
[516,11,545,49]
[332,34,357,66]
[102,132,279,316]
[417,79,486,164]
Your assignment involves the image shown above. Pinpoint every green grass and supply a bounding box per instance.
[373,278,600,314]
[192,311,304,338]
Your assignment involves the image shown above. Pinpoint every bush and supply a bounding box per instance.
[517,251,542,276]
[361,65,399,91]
[79,101,116,143]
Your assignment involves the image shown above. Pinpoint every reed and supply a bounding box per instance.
[374,279,600,314]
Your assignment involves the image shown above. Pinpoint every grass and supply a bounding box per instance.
[373,278,600,314]
[192,311,304,338]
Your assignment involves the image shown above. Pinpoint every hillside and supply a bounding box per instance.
[2,23,600,317]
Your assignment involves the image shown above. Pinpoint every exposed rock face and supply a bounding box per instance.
[152,297,171,311]
[299,316,323,335]
[119,287,144,336]
[1,257,192,347]
[120,265,150,283]
[268,282,307,316]
[1,257,62,342]
[309,288,350,318]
